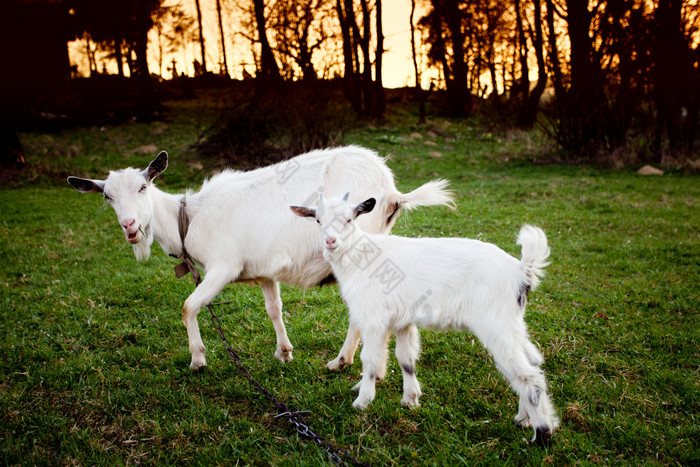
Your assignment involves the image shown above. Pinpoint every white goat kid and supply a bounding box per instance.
[68,146,454,371]
[291,195,558,445]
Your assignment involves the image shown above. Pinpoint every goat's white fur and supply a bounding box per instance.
[291,196,558,444]
[68,146,454,371]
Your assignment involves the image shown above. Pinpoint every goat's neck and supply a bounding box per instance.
[149,186,185,257]
[323,232,371,273]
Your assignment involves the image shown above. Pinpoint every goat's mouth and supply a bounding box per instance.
[126,227,142,244]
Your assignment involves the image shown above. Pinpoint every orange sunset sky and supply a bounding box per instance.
[68,0,437,89]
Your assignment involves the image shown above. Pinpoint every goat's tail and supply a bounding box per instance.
[517,225,550,291]
[388,179,456,211]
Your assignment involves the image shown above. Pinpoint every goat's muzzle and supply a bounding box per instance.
[125,230,141,244]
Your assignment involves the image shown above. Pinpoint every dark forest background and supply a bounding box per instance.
[1,0,699,171]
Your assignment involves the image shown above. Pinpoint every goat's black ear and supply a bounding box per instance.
[67,176,105,193]
[144,151,168,181]
[354,198,376,218]
[290,205,317,218]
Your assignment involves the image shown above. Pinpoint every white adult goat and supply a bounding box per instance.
[291,194,558,445]
[68,146,454,371]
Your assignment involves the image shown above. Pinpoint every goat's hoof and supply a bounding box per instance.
[401,398,420,408]
[352,397,370,410]
[275,346,294,363]
[326,355,352,370]
[515,414,531,428]
[401,394,421,408]
[189,359,207,371]
[530,427,552,447]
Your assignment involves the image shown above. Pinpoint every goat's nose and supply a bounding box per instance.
[326,236,337,246]
[121,218,136,230]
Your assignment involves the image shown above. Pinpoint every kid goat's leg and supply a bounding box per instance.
[353,325,389,410]
[395,324,422,407]
[326,324,361,370]
[479,319,558,445]
[329,326,390,377]
[182,269,233,371]
[260,279,294,362]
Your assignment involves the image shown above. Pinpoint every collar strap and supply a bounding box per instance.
[174,198,201,284]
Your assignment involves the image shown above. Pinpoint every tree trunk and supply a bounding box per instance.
[410,0,427,124]
[85,35,96,77]
[194,0,207,74]
[114,38,125,77]
[216,0,229,77]
[335,0,361,113]
[514,0,530,112]
[410,0,420,89]
[374,0,385,118]
[653,0,690,153]
[566,0,608,152]
[358,0,373,114]
[518,0,546,129]
[253,0,281,84]
[544,0,565,114]
[443,0,469,116]
[134,29,150,78]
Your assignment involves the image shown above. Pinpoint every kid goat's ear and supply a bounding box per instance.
[354,198,376,218]
[290,206,317,218]
[67,176,105,194]
[143,151,169,182]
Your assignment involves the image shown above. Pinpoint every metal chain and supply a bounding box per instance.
[175,202,366,465]
[205,302,368,466]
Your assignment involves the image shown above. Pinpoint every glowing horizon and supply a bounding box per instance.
[67,0,431,89]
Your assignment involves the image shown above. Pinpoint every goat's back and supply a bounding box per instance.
[186,146,401,285]
[332,235,528,330]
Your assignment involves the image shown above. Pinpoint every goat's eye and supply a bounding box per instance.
[103,193,111,202]
[316,219,321,225]
[139,184,147,193]
[346,219,351,224]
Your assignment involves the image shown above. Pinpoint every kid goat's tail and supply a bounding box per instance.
[517,225,550,291]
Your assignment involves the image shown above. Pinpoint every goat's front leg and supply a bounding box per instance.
[352,325,388,410]
[326,322,361,370]
[182,270,231,371]
[260,279,293,362]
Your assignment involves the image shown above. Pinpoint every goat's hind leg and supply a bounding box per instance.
[260,279,294,362]
[182,269,232,371]
[481,323,558,445]
[395,324,422,407]
[514,340,546,427]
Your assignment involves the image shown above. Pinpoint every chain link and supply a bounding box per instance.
[206,302,368,466]
[174,206,365,466]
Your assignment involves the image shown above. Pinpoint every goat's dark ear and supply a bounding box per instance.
[144,151,168,181]
[290,205,317,218]
[67,176,105,193]
[354,198,376,218]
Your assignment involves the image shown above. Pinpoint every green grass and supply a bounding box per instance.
[2,96,698,465]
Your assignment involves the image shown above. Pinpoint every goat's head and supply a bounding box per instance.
[67,151,168,261]
[291,192,376,254]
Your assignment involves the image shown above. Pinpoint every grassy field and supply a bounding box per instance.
[1,94,698,465]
